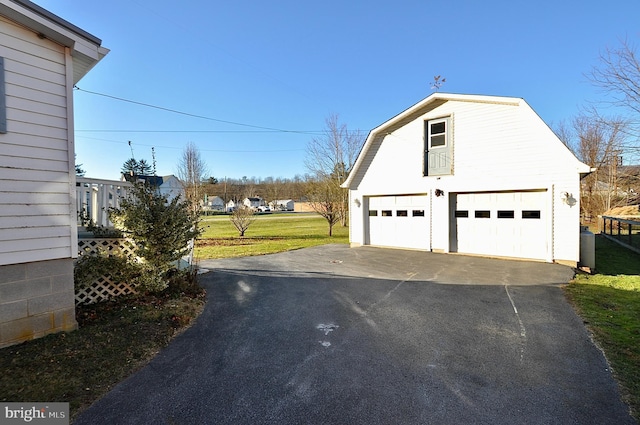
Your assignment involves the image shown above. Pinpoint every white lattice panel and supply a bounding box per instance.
[75,274,138,305]
[76,238,139,305]
[78,238,137,258]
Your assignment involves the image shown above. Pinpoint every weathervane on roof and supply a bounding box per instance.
[431,75,446,92]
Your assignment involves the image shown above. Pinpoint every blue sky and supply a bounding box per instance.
[34,0,640,181]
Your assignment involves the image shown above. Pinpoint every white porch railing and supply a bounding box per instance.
[76,177,133,228]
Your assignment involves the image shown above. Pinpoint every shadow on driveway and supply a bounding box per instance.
[74,245,636,424]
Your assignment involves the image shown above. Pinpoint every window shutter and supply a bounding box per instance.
[0,57,6,134]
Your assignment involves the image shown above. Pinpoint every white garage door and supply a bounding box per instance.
[367,195,429,249]
[453,191,548,260]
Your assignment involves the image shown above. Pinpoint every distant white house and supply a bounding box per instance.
[270,199,295,211]
[0,0,108,347]
[226,200,239,212]
[120,174,185,203]
[243,197,263,209]
[342,93,592,267]
[207,195,225,211]
[158,175,184,203]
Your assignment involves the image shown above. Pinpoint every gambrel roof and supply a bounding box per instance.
[342,93,590,189]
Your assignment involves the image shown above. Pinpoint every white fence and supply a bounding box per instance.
[76,177,133,228]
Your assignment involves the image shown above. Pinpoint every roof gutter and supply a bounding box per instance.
[4,0,102,45]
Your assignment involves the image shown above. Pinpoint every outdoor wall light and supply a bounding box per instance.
[562,192,577,207]
[435,189,444,197]
[354,198,361,207]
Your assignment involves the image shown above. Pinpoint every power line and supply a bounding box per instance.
[75,135,305,153]
[74,86,322,135]
[75,129,326,134]
[73,87,371,136]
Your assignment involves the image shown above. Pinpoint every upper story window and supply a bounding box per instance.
[428,119,447,148]
[424,117,452,176]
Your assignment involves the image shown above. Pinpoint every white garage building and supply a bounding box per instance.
[342,93,591,266]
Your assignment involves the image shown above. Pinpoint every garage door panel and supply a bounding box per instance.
[367,195,429,250]
[453,191,548,260]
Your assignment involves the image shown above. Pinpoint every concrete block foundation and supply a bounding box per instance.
[0,258,77,348]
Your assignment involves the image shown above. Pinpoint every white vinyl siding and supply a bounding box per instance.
[0,15,72,266]
[347,95,588,265]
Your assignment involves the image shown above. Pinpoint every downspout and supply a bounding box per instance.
[429,188,433,251]
[550,184,555,263]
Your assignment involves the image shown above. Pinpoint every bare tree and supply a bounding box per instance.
[588,37,640,162]
[553,36,640,224]
[554,120,575,153]
[305,114,364,229]
[176,142,209,213]
[589,37,640,117]
[565,112,628,220]
[230,205,255,237]
[262,177,287,210]
[306,178,341,236]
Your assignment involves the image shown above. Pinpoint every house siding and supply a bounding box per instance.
[347,96,587,265]
[0,3,107,347]
[0,15,72,267]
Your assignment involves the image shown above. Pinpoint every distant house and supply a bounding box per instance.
[243,197,263,209]
[208,195,225,211]
[0,0,108,347]
[158,175,184,203]
[226,200,239,212]
[342,93,591,266]
[270,199,295,211]
[120,174,185,203]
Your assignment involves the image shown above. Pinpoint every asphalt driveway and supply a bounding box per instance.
[75,245,635,424]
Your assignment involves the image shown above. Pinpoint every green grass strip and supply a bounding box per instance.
[565,235,640,420]
[195,213,349,259]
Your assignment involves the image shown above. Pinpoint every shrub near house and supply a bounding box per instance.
[75,183,201,294]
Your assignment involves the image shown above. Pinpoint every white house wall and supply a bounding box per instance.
[0,15,73,266]
[348,98,586,264]
[0,2,108,348]
[159,175,185,203]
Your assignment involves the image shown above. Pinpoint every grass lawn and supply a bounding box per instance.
[0,278,206,421]
[565,235,640,420]
[195,212,349,259]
